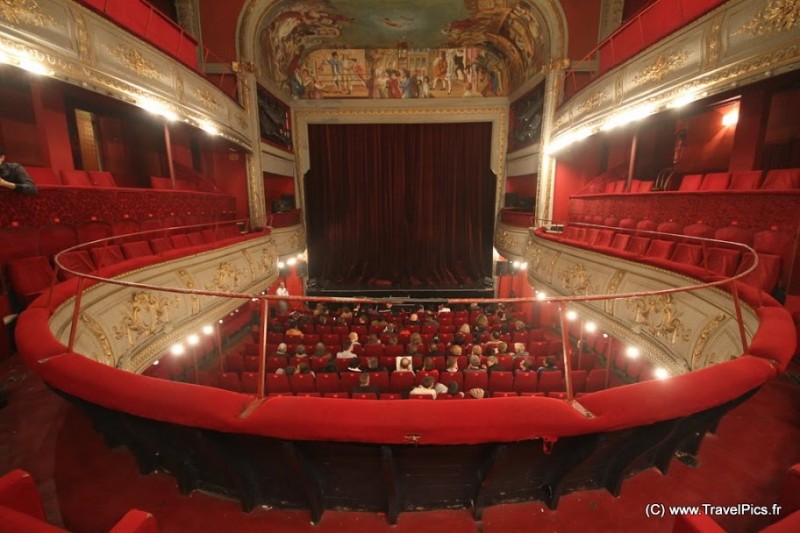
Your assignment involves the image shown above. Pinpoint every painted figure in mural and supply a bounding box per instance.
[327,51,343,90]
[302,68,323,99]
[400,70,413,98]
[420,76,432,98]
[289,69,305,99]
[349,58,366,86]
[341,54,353,93]
[446,49,457,93]
[432,51,449,91]
[387,70,402,99]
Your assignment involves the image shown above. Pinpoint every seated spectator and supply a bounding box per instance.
[496,341,509,355]
[297,362,315,378]
[387,334,399,345]
[513,343,529,357]
[365,357,386,372]
[470,345,483,357]
[274,343,288,357]
[295,345,308,358]
[475,313,489,330]
[458,323,471,334]
[449,345,462,358]
[485,355,505,373]
[366,333,381,345]
[466,354,484,372]
[428,343,441,356]
[445,356,459,373]
[409,332,422,347]
[312,343,328,357]
[537,356,559,377]
[395,357,414,373]
[453,332,466,345]
[336,340,357,359]
[408,312,420,323]
[339,306,353,322]
[517,359,536,373]
[438,303,451,314]
[318,355,338,373]
[383,323,398,334]
[276,365,295,376]
[285,322,302,336]
[421,357,439,379]
[350,373,381,395]
[485,347,497,357]
[445,382,465,399]
[468,387,486,399]
[348,331,360,346]
[410,376,437,398]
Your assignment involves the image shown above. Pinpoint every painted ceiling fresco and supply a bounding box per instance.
[259,0,549,98]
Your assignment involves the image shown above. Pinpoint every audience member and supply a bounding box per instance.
[297,362,314,377]
[445,356,459,373]
[485,355,505,373]
[468,387,486,399]
[365,357,386,372]
[537,356,559,377]
[0,148,37,195]
[466,354,484,372]
[446,382,465,399]
[294,345,308,358]
[274,343,288,357]
[351,373,380,395]
[395,357,414,373]
[409,376,437,398]
[336,340,357,359]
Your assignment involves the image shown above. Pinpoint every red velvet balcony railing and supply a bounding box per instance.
[499,208,535,228]
[270,209,303,228]
[562,0,725,102]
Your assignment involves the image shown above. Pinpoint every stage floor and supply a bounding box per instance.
[305,279,495,300]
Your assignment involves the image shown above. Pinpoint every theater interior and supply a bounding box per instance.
[0,0,799,532]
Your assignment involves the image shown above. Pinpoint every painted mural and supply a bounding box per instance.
[259,0,549,98]
[288,47,506,99]
[509,82,544,151]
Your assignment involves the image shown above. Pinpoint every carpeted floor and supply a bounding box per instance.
[1,354,799,533]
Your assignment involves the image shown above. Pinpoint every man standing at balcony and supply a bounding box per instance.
[0,149,37,195]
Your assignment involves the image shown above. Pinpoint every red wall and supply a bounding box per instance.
[676,102,737,174]
[561,0,603,58]
[505,173,537,197]
[208,151,250,219]
[198,0,245,61]
[263,172,295,209]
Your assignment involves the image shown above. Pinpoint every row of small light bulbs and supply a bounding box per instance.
[552,304,670,380]
[278,251,307,270]
[545,88,713,156]
[0,46,221,137]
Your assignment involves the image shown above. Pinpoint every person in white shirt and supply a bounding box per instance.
[438,303,451,314]
[276,281,289,315]
[336,340,357,359]
[410,376,437,398]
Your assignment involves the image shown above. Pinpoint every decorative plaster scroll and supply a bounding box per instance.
[577,90,606,114]
[177,269,200,314]
[0,0,54,28]
[194,87,221,111]
[735,0,800,37]
[80,313,115,366]
[627,294,693,345]
[691,313,728,370]
[106,44,164,79]
[559,263,598,296]
[632,50,691,86]
[112,291,180,346]
[206,262,246,292]
[604,270,625,312]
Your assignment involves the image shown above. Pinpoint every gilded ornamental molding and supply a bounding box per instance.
[552,0,800,141]
[526,232,759,374]
[0,0,54,28]
[48,236,279,372]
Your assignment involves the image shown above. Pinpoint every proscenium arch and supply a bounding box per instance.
[235,0,570,228]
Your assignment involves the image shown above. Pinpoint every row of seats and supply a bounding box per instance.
[191,367,613,396]
[599,168,800,194]
[25,166,215,192]
[26,167,118,187]
[555,223,786,294]
[5,224,246,306]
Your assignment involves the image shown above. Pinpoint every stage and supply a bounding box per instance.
[305,278,496,300]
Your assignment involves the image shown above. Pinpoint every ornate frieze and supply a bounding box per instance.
[632,50,691,86]
[526,232,759,375]
[494,222,530,261]
[49,236,279,373]
[736,0,800,36]
[106,44,163,79]
[0,0,54,28]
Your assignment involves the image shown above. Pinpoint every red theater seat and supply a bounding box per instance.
[169,234,192,249]
[241,372,259,393]
[609,233,632,251]
[150,176,172,189]
[728,170,763,190]
[121,241,154,259]
[78,221,113,244]
[715,224,753,246]
[7,256,55,305]
[186,232,206,246]
[26,166,61,185]
[439,371,464,389]
[218,372,242,392]
[56,250,95,280]
[38,224,77,259]
[569,369,587,392]
[149,238,173,254]
[224,353,244,373]
[265,374,291,394]
[464,371,488,391]
[586,369,607,392]
[513,372,538,393]
[88,171,117,187]
[367,371,389,391]
[645,239,676,260]
[762,168,800,190]
[290,374,315,394]
[488,371,513,392]
[627,236,651,256]
[678,174,703,191]
[737,253,782,293]
[89,245,125,268]
[389,372,414,393]
[683,222,715,240]
[60,170,92,187]
[670,243,703,266]
[314,373,340,393]
[537,371,564,393]
[699,172,730,191]
[704,247,741,277]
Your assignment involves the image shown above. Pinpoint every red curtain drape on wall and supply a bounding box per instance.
[305,122,495,288]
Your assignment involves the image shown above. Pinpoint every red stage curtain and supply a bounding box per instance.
[305,123,495,287]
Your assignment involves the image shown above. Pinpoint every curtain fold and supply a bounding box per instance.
[305,123,495,287]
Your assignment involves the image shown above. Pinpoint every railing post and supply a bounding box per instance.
[558,303,574,401]
[257,299,269,399]
[67,276,86,353]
